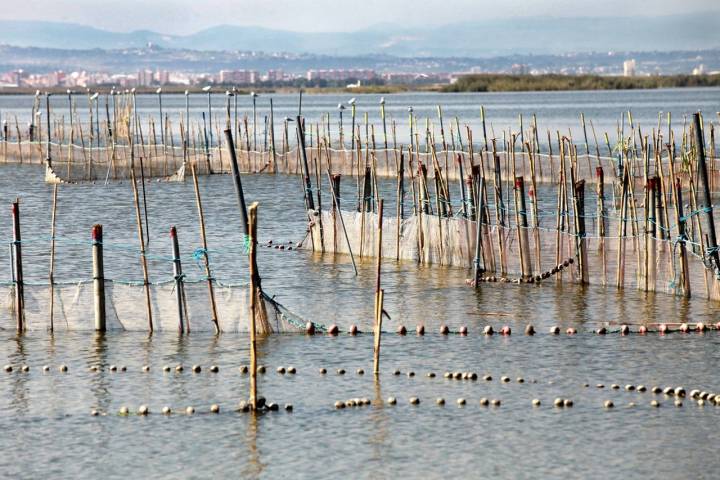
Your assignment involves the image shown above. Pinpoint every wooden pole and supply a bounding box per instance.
[248,202,259,410]
[170,226,187,333]
[11,199,24,332]
[574,180,589,284]
[190,163,220,334]
[223,128,249,235]
[92,224,106,331]
[373,200,384,375]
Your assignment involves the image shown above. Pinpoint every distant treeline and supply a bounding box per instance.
[444,74,720,92]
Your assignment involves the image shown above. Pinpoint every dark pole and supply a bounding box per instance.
[224,128,249,235]
[296,115,316,211]
[693,112,719,272]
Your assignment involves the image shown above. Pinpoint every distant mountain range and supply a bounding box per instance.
[0,13,718,57]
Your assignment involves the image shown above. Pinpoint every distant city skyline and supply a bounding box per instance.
[1,0,718,35]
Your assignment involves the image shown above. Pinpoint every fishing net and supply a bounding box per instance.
[0,279,304,333]
[301,208,718,301]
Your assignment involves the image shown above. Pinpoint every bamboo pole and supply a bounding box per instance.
[373,200,384,375]
[12,199,24,332]
[170,226,188,333]
[326,168,358,275]
[190,163,220,334]
[130,164,154,333]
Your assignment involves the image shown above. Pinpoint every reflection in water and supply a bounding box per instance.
[9,334,29,415]
[88,333,111,411]
[369,377,388,476]
[242,413,265,479]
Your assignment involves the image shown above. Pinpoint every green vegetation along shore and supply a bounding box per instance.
[1,74,719,96]
[443,74,720,92]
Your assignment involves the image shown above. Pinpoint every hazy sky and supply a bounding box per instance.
[1,0,718,34]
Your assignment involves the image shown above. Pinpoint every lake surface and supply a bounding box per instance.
[0,89,719,479]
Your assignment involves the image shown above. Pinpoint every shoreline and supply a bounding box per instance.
[1,74,719,96]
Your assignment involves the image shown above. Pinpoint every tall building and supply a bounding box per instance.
[623,59,636,77]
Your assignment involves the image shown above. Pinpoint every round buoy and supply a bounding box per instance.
[501,376,510,383]
[43,365,50,372]
[500,325,511,335]
[620,325,630,335]
[192,365,202,373]
[407,371,415,377]
[119,406,129,416]
[674,387,686,397]
[469,372,478,380]
[336,368,345,375]
[491,399,501,407]
[596,327,607,335]
[239,365,249,374]
[162,406,172,415]
[453,372,462,380]
[698,399,706,406]
[637,385,647,392]
[459,326,468,335]
[696,322,707,332]
[357,368,365,375]
[334,401,345,409]
[257,365,266,374]
[663,387,674,396]
[409,397,420,405]
[285,404,293,412]
[4,365,14,373]
[175,365,184,373]
[349,325,358,335]
[596,384,604,388]
[625,385,635,391]
[305,322,316,335]
[604,400,614,408]
[237,401,250,412]
[21,365,29,373]
[328,324,339,336]
[627,402,636,408]
[554,398,563,407]
[427,372,436,378]
[679,323,689,333]
[675,400,683,407]
[436,398,445,405]
[532,399,541,407]
[440,324,449,335]
[387,397,397,405]
[120,366,127,372]
[563,399,573,407]
[186,406,195,414]
[479,398,489,406]
[650,400,660,408]
[652,386,662,394]
[611,384,620,390]
[163,365,171,372]
[549,326,560,335]
[659,324,668,334]
[484,374,492,381]
[90,409,99,417]
[397,325,407,335]
[690,389,700,399]
[483,325,494,335]
[109,365,117,372]
[638,325,647,334]
[138,405,149,415]
[416,325,425,336]
[525,325,535,335]
[142,365,150,373]
[457,398,466,406]
[443,372,451,379]
[566,328,577,335]
[277,366,286,374]
[210,365,219,373]
[517,377,524,384]
[210,404,220,414]
[319,368,327,374]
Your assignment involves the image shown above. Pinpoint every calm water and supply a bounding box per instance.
[1,87,719,148]
[1,90,720,479]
